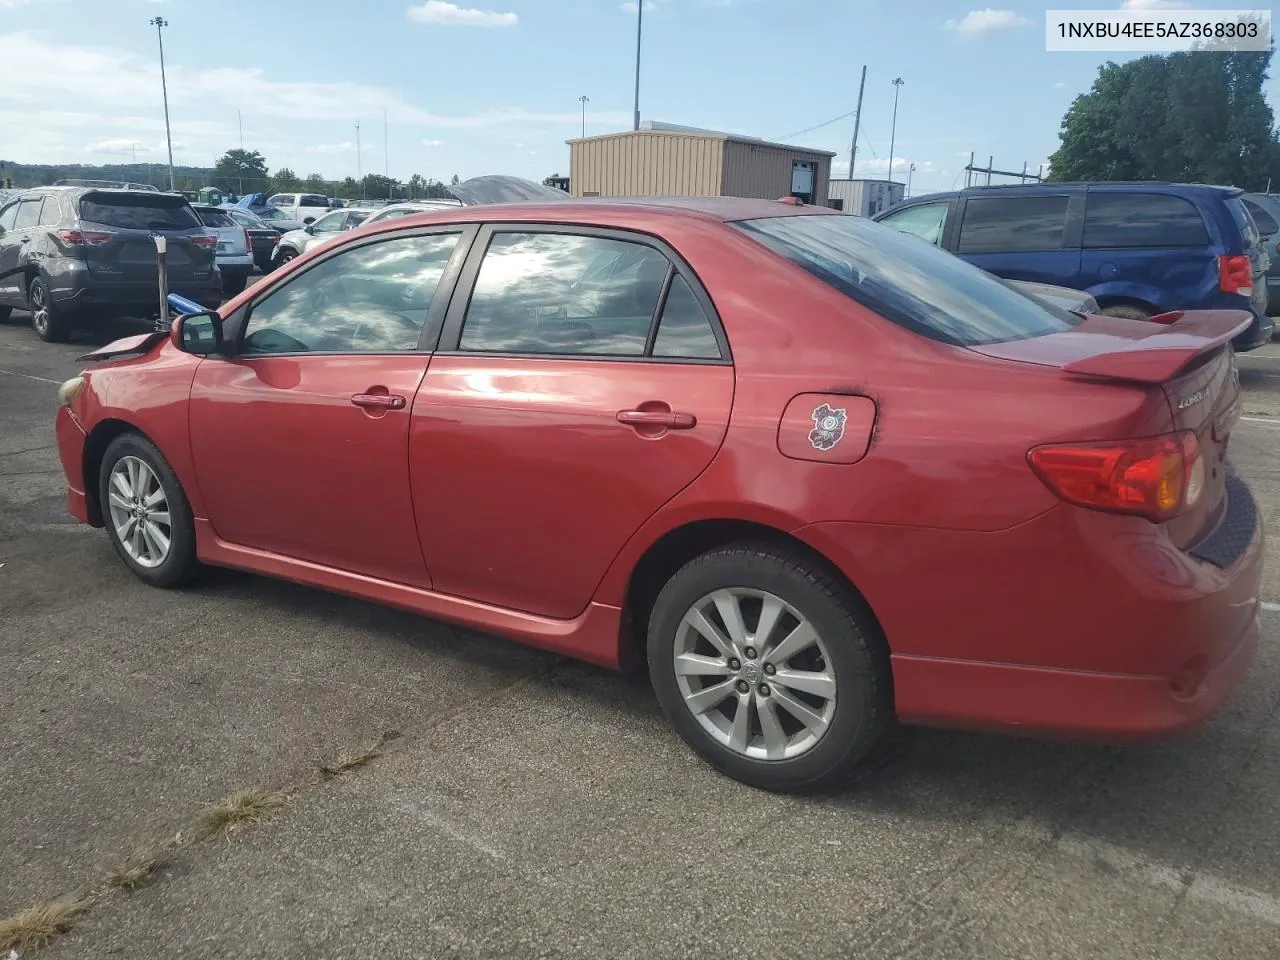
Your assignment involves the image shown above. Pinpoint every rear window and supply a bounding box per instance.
[735,214,1081,347]
[195,207,235,228]
[1083,193,1209,248]
[79,193,199,230]
[957,196,1070,253]
[1242,198,1279,235]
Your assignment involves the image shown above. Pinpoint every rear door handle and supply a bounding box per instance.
[617,409,696,429]
[351,393,406,410]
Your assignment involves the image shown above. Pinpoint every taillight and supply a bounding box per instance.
[1028,432,1202,522]
[56,229,114,246]
[191,234,218,250]
[244,228,252,252]
[1218,254,1253,297]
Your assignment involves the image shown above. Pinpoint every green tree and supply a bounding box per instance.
[271,166,302,194]
[212,149,269,194]
[1050,47,1280,188]
[408,173,426,198]
[360,174,398,200]
[304,173,329,192]
[336,176,360,200]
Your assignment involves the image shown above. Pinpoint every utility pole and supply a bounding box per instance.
[384,108,389,179]
[632,0,643,130]
[579,95,590,138]
[150,17,176,192]
[355,121,362,196]
[238,111,244,150]
[887,77,904,185]
[848,65,866,179]
[907,162,916,198]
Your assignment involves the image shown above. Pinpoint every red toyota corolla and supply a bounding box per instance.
[54,197,1264,791]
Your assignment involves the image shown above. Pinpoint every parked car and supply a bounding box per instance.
[1004,278,1099,315]
[873,182,1274,351]
[1240,192,1280,315]
[271,208,372,265]
[222,207,281,273]
[357,200,461,225]
[228,194,304,232]
[266,192,331,225]
[192,204,254,295]
[0,186,220,342]
[55,197,1261,791]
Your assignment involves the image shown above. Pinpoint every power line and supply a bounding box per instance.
[773,109,858,143]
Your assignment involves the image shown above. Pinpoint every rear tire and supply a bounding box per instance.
[0,306,11,324]
[1100,303,1151,322]
[647,543,891,793]
[222,271,248,296]
[28,275,70,343]
[276,249,298,267]
[98,433,200,589]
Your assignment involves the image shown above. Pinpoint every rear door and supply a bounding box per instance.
[411,225,734,619]
[954,192,1082,288]
[75,192,215,283]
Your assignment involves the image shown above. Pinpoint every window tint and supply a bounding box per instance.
[14,199,41,229]
[1083,193,1209,248]
[1243,199,1279,235]
[300,195,329,207]
[957,196,1069,253]
[79,194,199,229]
[735,214,1080,347]
[196,207,235,228]
[310,211,346,234]
[0,202,17,231]
[652,275,720,359]
[242,232,461,355]
[879,201,949,246]
[268,195,292,207]
[347,211,371,227]
[458,232,669,356]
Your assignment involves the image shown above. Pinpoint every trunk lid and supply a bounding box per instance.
[971,310,1249,547]
[74,192,217,283]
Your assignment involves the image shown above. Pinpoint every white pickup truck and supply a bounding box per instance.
[265,192,332,225]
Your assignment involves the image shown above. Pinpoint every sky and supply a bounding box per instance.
[1,0,1277,196]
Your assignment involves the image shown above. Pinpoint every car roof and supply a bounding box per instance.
[386,195,834,225]
[900,182,1244,206]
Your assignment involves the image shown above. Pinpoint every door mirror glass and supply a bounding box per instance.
[176,311,223,355]
[304,223,314,234]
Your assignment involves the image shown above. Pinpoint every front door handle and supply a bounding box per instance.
[351,392,406,410]
[617,408,696,429]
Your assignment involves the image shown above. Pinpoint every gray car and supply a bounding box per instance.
[271,208,372,265]
[1241,192,1280,314]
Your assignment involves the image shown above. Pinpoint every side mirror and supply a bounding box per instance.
[303,224,314,235]
[174,311,224,356]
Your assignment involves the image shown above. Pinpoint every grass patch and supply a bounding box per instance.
[193,788,290,842]
[107,846,170,892]
[319,729,401,780]
[0,897,92,952]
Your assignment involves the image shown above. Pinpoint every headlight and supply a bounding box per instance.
[58,376,85,407]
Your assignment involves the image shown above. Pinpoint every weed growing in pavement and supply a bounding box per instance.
[193,788,291,842]
[106,846,172,892]
[0,897,92,952]
[319,729,401,779]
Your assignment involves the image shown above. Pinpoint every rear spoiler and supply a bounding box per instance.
[1062,310,1252,384]
[77,331,168,362]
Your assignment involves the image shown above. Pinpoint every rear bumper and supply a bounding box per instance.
[215,254,253,271]
[45,259,221,312]
[55,406,93,525]
[796,483,1265,741]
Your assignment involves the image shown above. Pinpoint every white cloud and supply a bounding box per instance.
[307,141,373,155]
[86,138,151,155]
[1120,0,1189,9]
[944,9,1033,41]
[1053,81,1067,88]
[419,107,632,129]
[620,1,659,11]
[422,138,446,147]
[406,1,517,26]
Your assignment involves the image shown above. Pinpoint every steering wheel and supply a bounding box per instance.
[244,328,310,353]
[349,309,422,351]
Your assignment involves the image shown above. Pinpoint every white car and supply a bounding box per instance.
[359,200,461,224]
[192,204,254,295]
[271,208,372,266]
[265,192,332,225]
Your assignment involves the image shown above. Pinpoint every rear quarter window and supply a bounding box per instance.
[957,196,1070,253]
[1242,198,1279,235]
[735,214,1081,347]
[1083,193,1210,248]
[79,194,200,230]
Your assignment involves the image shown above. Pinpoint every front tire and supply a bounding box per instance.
[647,544,891,792]
[98,433,200,588]
[29,275,70,343]
[276,249,298,267]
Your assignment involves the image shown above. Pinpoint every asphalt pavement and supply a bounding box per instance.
[1,313,1278,959]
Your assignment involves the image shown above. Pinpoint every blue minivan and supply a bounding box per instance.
[873,182,1274,351]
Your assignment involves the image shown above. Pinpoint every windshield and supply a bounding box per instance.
[79,193,200,230]
[260,206,290,220]
[734,214,1082,346]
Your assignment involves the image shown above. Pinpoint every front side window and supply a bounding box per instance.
[268,195,293,207]
[0,202,18,231]
[458,232,671,356]
[14,199,42,229]
[309,211,346,235]
[241,232,462,355]
[957,196,1070,253]
[879,201,949,246]
[735,213,1080,347]
[1084,193,1210,248]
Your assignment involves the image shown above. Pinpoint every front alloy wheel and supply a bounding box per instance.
[107,456,173,568]
[674,588,836,761]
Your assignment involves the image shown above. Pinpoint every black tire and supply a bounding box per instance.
[98,432,200,588]
[1100,303,1151,322]
[276,249,298,267]
[0,306,11,323]
[647,543,891,793]
[222,271,248,296]
[28,275,70,343]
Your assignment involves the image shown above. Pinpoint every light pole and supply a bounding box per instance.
[887,77,904,186]
[355,121,362,196]
[907,162,916,198]
[632,2,643,130]
[578,95,590,138]
[150,17,176,192]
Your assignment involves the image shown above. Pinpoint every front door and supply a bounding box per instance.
[0,196,40,306]
[411,226,735,619]
[189,227,471,588]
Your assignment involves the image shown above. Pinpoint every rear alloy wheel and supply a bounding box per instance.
[648,544,891,792]
[99,433,199,588]
[28,275,70,343]
[277,249,298,266]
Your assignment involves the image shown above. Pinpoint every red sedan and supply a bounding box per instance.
[54,197,1264,791]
